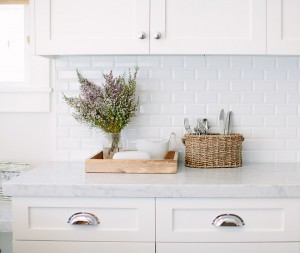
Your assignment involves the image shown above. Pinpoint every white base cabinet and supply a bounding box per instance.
[14,241,155,253]
[156,243,300,253]
[11,197,300,253]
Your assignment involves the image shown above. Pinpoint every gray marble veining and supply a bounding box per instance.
[3,162,300,198]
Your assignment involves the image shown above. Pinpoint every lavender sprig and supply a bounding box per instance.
[63,67,139,133]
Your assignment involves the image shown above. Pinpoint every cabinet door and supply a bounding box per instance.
[33,0,149,55]
[13,197,155,242]
[267,0,300,54]
[150,0,266,54]
[157,243,300,253]
[14,241,154,253]
[156,198,300,243]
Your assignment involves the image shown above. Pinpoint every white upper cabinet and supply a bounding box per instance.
[32,0,300,55]
[33,0,150,55]
[267,0,300,54]
[150,0,267,54]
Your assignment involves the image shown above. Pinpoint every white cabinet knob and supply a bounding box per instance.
[153,32,161,39]
[138,32,146,39]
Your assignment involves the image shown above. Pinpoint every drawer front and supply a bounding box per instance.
[156,198,300,242]
[14,241,154,253]
[156,243,300,253]
[13,197,155,242]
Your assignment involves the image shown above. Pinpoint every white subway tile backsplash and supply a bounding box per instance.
[242,116,264,126]
[229,104,252,114]
[207,81,230,92]
[253,57,276,69]
[137,81,161,91]
[58,70,78,80]
[277,82,299,92]
[184,81,207,91]
[138,56,161,67]
[162,56,184,67]
[265,116,286,127]
[69,56,91,68]
[59,139,81,149]
[70,150,94,161]
[92,56,115,67]
[253,81,276,92]
[276,105,298,115]
[173,92,196,103]
[264,93,287,104]
[150,69,172,79]
[275,128,297,138]
[287,140,300,150]
[150,115,172,126]
[151,92,172,103]
[173,69,196,80]
[219,70,241,80]
[252,128,275,138]
[265,70,287,80]
[253,105,275,115]
[161,81,184,91]
[184,56,206,68]
[275,152,297,162]
[58,115,80,127]
[241,93,264,103]
[230,81,253,92]
[263,139,286,150]
[230,56,253,68]
[288,70,300,80]
[196,92,218,104]
[115,56,137,67]
[277,57,299,69]
[287,93,300,103]
[196,70,218,80]
[70,127,92,138]
[185,104,207,115]
[218,92,241,104]
[139,104,161,114]
[242,70,264,80]
[57,127,70,138]
[162,104,184,114]
[207,56,230,68]
[55,55,300,162]
[287,116,300,127]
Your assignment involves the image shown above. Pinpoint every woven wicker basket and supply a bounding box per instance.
[182,133,244,168]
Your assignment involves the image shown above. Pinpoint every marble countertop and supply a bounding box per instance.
[3,162,300,198]
[0,201,12,232]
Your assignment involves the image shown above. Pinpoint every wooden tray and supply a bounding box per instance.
[85,151,178,174]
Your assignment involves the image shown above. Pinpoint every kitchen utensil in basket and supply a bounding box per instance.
[182,133,244,168]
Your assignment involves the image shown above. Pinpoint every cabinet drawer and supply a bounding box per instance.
[14,241,154,253]
[13,197,155,242]
[156,198,300,242]
[156,242,300,253]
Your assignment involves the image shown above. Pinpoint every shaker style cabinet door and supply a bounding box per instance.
[156,243,300,253]
[32,0,150,55]
[267,0,300,54]
[150,0,266,54]
[14,241,155,253]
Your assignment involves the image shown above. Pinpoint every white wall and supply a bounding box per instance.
[0,111,55,167]
[55,55,300,163]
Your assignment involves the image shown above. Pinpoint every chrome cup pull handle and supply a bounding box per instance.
[67,212,100,225]
[212,214,245,227]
